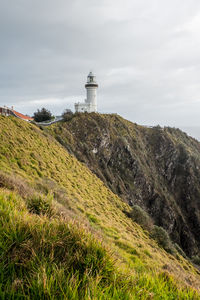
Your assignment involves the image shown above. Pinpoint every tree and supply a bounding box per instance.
[33,108,52,122]
[62,109,73,121]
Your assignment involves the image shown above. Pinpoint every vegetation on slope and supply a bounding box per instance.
[0,116,200,298]
[46,112,200,257]
[1,189,199,299]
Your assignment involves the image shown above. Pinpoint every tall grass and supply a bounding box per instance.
[0,117,200,298]
[0,191,199,299]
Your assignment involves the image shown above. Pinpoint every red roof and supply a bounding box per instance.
[13,110,34,121]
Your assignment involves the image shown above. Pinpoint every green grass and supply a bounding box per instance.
[0,190,199,299]
[0,116,200,298]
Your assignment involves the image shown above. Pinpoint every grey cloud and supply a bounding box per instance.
[1,0,200,138]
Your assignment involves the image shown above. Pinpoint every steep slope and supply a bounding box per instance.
[46,113,200,257]
[1,189,200,299]
[0,115,200,298]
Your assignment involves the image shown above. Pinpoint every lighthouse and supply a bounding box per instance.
[74,72,98,113]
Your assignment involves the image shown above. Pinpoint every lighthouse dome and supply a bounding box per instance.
[86,71,98,88]
[87,71,97,83]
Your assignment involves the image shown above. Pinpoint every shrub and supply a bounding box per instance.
[27,194,54,216]
[151,225,174,254]
[62,109,74,121]
[33,108,52,122]
[129,205,153,231]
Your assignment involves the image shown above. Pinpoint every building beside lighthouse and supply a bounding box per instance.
[74,72,98,113]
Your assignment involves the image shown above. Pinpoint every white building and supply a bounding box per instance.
[75,72,98,113]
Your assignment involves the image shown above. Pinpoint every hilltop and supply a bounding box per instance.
[0,115,200,299]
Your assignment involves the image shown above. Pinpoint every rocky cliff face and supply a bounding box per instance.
[47,113,200,256]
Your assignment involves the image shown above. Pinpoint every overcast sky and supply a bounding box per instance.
[1,0,200,137]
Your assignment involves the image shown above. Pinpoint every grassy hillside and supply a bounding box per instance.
[1,189,199,299]
[46,113,200,257]
[0,116,200,298]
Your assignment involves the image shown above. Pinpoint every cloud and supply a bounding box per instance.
[1,0,200,135]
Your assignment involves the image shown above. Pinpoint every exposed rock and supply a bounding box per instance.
[48,113,200,256]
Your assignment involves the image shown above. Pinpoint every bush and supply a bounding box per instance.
[129,205,153,231]
[27,194,54,216]
[151,226,174,254]
[62,109,74,121]
[33,108,52,122]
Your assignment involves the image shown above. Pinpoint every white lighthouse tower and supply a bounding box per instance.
[74,72,98,113]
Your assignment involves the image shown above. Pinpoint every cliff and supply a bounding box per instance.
[0,115,200,298]
[47,113,200,257]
